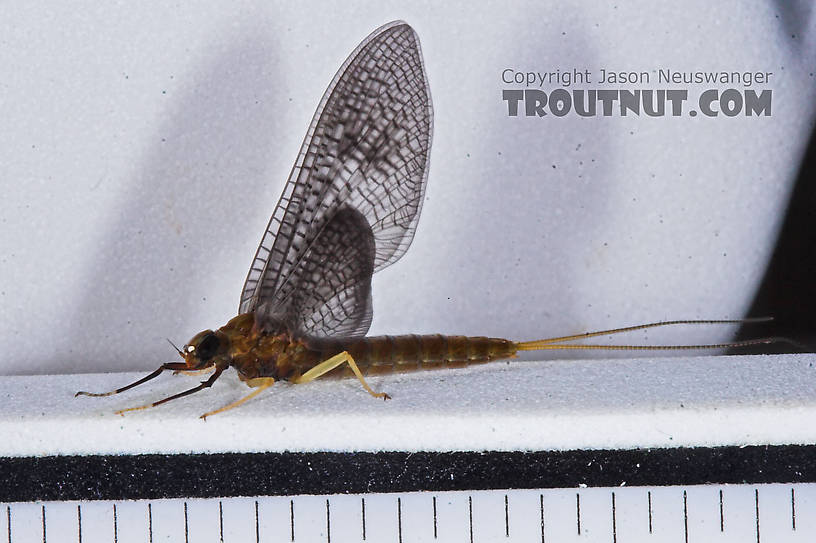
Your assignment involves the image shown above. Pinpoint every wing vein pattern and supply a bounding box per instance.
[239,21,433,339]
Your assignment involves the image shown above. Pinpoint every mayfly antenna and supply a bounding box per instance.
[167,338,183,356]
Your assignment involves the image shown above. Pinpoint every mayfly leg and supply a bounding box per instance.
[293,351,390,400]
[174,367,217,376]
[75,362,189,397]
[115,365,227,415]
[199,377,276,420]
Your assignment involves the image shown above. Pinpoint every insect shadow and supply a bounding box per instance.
[67,32,282,373]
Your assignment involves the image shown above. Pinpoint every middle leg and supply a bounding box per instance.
[199,377,276,420]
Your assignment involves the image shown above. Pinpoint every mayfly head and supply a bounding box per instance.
[182,329,227,370]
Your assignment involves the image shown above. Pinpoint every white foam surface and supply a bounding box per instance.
[2,353,814,457]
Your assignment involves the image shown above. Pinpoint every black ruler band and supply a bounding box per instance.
[2,445,815,502]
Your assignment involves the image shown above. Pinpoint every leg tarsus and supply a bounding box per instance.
[293,351,389,400]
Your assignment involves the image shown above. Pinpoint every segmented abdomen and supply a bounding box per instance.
[301,335,518,378]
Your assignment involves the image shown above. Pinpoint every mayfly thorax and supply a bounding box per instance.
[76,21,781,419]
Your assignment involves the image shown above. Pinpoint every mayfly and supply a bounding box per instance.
[77,21,777,418]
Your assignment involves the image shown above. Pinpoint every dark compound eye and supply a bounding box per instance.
[196,332,220,360]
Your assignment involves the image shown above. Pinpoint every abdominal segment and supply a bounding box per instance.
[295,334,517,379]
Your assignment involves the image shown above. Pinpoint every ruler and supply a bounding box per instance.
[3,445,816,542]
[2,483,807,542]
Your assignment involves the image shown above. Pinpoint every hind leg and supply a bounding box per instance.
[293,351,389,400]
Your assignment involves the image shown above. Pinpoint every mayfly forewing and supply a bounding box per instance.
[239,20,433,340]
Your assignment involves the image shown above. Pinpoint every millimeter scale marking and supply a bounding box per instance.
[360,497,366,540]
[575,492,581,535]
[4,484,813,542]
[505,494,510,537]
[719,489,724,531]
[611,491,617,543]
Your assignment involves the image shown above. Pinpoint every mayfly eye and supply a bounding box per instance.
[196,333,220,361]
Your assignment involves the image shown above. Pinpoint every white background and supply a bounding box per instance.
[1,1,815,375]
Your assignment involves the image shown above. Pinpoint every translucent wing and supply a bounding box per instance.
[240,21,433,339]
[256,206,375,338]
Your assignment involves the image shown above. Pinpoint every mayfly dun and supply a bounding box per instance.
[77,21,779,419]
